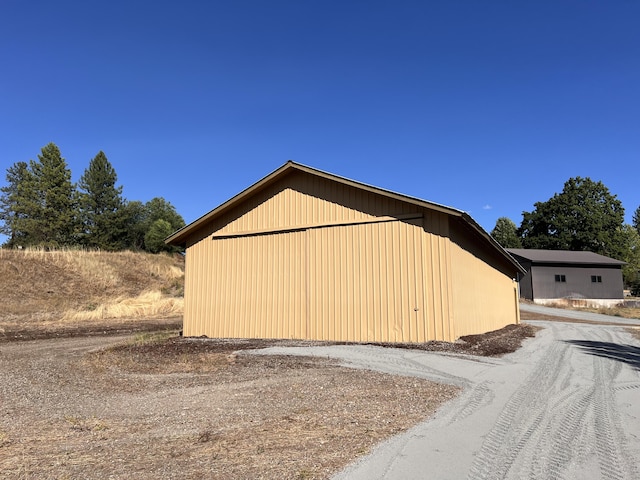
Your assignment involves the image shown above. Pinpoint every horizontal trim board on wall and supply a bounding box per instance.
[211,213,423,239]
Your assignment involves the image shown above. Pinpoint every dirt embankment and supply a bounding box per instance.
[0,249,184,341]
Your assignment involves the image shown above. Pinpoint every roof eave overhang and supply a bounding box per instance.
[460,213,527,276]
[165,162,295,246]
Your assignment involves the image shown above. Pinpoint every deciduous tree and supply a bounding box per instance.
[121,197,185,252]
[144,219,174,253]
[518,177,625,257]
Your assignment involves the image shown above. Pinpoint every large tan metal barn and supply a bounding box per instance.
[166,162,525,343]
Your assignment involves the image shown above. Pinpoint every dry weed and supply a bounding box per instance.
[541,299,640,320]
[0,248,184,329]
[62,290,183,321]
[1,336,462,479]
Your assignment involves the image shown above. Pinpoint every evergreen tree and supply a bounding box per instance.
[490,217,522,248]
[633,205,640,234]
[121,200,147,250]
[618,224,640,293]
[78,151,127,250]
[1,143,187,252]
[0,161,30,247]
[24,144,78,246]
[518,177,625,257]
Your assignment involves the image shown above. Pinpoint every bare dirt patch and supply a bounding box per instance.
[0,316,182,342]
[0,335,459,480]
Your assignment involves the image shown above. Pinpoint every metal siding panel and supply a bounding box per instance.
[420,210,456,342]
[213,173,412,236]
[307,219,426,343]
[183,244,196,336]
[188,232,306,339]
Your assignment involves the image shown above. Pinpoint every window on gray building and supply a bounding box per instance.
[555,274,566,282]
[591,275,602,283]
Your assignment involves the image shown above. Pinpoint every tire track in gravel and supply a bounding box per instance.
[466,339,571,480]
[255,321,640,480]
[591,331,634,480]
[467,322,638,480]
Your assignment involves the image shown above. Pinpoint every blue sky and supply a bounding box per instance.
[1,0,638,242]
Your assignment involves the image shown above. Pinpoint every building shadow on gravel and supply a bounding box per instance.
[564,340,640,371]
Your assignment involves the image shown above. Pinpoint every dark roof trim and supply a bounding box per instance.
[506,248,626,266]
[165,161,525,274]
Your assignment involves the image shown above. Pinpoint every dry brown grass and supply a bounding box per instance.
[582,305,640,320]
[540,299,640,320]
[0,248,184,333]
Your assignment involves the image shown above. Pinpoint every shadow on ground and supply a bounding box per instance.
[564,340,640,371]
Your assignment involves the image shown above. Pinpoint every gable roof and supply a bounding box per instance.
[506,248,626,266]
[166,161,525,274]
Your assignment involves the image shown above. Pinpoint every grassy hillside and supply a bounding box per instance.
[0,249,184,337]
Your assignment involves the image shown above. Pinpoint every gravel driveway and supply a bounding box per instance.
[254,316,640,479]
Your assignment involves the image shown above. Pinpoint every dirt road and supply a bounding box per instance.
[255,320,640,479]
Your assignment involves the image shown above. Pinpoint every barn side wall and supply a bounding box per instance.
[183,215,454,343]
[447,220,520,339]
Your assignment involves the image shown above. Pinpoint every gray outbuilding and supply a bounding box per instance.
[507,249,626,307]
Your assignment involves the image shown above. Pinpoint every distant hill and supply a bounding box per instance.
[0,249,184,331]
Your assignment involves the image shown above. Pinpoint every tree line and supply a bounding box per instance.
[490,177,640,293]
[0,142,185,253]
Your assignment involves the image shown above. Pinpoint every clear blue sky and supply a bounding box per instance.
[1,0,638,242]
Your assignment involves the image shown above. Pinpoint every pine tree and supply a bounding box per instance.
[78,151,126,250]
[0,161,30,247]
[24,143,78,247]
[121,200,147,250]
[490,217,522,248]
